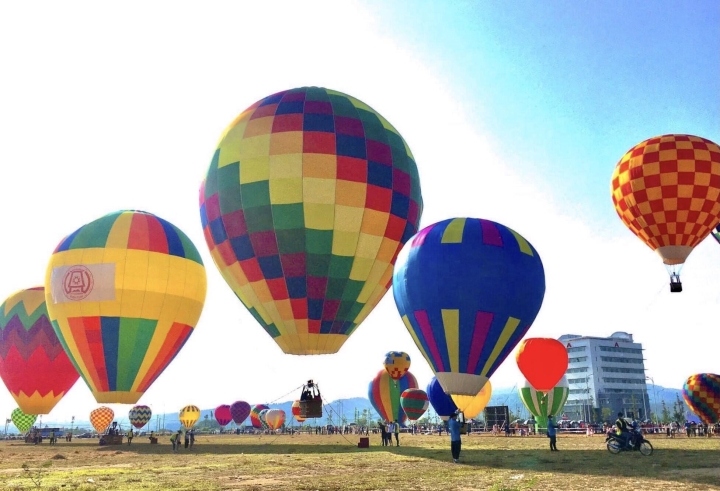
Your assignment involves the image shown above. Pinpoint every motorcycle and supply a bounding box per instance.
[605,426,653,456]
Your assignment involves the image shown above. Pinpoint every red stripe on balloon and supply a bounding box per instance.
[413,310,445,372]
[480,220,503,247]
[466,311,494,374]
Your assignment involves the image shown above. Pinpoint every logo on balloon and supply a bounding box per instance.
[62,266,94,300]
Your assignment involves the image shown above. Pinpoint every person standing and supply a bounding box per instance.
[184,430,190,449]
[127,428,134,445]
[393,421,400,446]
[448,412,462,463]
[547,415,559,451]
[170,430,180,452]
[378,421,387,446]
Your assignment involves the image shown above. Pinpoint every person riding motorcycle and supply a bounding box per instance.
[615,413,632,449]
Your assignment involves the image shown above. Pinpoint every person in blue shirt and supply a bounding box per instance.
[448,412,462,463]
[547,415,559,451]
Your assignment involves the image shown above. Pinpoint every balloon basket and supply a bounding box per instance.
[299,399,323,419]
[358,437,369,448]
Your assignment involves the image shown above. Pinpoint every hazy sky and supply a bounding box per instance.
[1,1,718,423]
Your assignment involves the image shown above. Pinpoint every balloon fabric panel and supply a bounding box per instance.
[400,388,429,420]
[90,406,114,433]
[682,374,720,425]
[200,87,423,355]
[0,288,79,414]
[215,405,232,427]
[129,405,152,429]
[519,376,569,428]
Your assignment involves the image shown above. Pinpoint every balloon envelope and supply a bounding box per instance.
[426,377,457,421]
[400,388,429,421]
[682,373,720,425]
[265,409,286,430]
[518,376,569,429]
[368,369,418,424]
[384,351,411,381]
[250,404,269,428]
[90,406,114,433]
[394,218,546,395]
[230,401,251,425]
[215,404,232,427]
[44,210,207,404]
[11,407,37,433]
[179,405,201,429]
[451,380,493,419]
[128,405,152,430]
[0,287,79,414]
[199,86,423,355]
[611,134,720,272]
[516,338,568,392]
[291,400,306,423]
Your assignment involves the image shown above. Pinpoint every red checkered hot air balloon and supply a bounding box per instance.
[384,351,411,381]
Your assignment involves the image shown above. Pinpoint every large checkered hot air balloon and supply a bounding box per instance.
[230,401,251,426]
[611,134,720,292]
[11,407,37,433]
[682,373,720,425]
[44,210,207,404]
[199,87,423,355]
[90,406,114,433]
[0,287,79,414]
[393,218,546,396]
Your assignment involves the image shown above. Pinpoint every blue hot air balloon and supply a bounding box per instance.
[393,217,545,396]
[426,377,457,421]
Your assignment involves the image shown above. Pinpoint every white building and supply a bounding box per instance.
[558,332,650,422]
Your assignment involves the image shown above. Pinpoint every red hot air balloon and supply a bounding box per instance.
[291,400,306,423]
[0,287,79,414]
[215,404,232,427]
[516,338,568,392]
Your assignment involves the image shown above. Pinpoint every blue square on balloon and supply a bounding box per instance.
[209,218,228,245]
[304,113,335,132]
[367,161,393,188]
[276,101,304,115]
[230,235,254,261]
[320,320,335,334]
[286,277,307,298]
[401,223,416,243]
[390,192,410,218]
[336,134,367,159]
[258,255,283,279]
[260,93,284,106]
[308,299,324,320]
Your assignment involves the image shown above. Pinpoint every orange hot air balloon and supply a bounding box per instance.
[611,134,720,292]
[291,400,306,423]
[265,409,286,430]
[516,338,568,392]
[90,406,114,433]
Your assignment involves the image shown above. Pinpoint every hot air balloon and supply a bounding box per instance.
[215,404,232,427]
[451,380,493,419]
[128,405,152,430]
[291,400,306,423]
[250,404,269,428]
[90,406,114,434]
[179,405,200,430]
[384,351,411,381]
[368,369,418,424]
[611,134,720,292]
[426,377,457,421]
[400,388,429,421]
[44,210,207,404]
[682,373,720,425]
[518,376,569,430]
[11,407,37,433]
[516,338,568,392]
[394,218,546,396]
[265,409,286,430]
[258,409,270,430]
[0,287,79,414]
[199,87,423,355]
[230,401,251,426]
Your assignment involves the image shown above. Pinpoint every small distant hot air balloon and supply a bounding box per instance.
[400,388,429,421]
[611,134,720,292]
[230,401,251,426]
[179,405,201,429]
[258,409,271,430]
[368,369,418,424]
[265,409,286,430]
[215,404,232,427]
[426,377,457,421]
[128,405,152,430]
[90,406,114,434]
[451,380,493,419]
[394,218,546,396]
[0,287,79,414]
[516,338,568,392]
[384,351,411,381]
[44,210,207,404]
[250,404,269,429]
[519,376,569,430]
[291,400,306,423]
[199,86,423,356]
[682,373,720,425]
[11,407,37,433]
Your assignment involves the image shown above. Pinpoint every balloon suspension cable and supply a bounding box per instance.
[319,392,357,447]
[266,384,306,405]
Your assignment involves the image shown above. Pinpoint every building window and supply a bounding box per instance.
[566,367,589,374]
[602,377,645,384]
[598,346,642,355]
[599,356,643,364]
[567,346,587,353]
[600,367,644,374]
[569,356,588,363]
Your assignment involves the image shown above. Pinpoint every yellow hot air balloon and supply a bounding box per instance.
[451,380,492,419]
[179,405,200,429]
[44,210,207,404]
[265,409,286,430]
[90,406,114,433]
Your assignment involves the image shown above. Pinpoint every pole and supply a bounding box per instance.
[646,376,659,424]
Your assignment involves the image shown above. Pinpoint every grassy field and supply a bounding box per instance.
[0,432,718,490]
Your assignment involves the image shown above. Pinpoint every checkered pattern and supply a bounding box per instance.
[179,405,200,429]
[682,374,720,425]
[90,406,115,433]
[383,351,411,380]
[11,407,37,433]
[129,405,152,429]
[200,87,423,355]
[611,134,720,253]
[230,401,251,425]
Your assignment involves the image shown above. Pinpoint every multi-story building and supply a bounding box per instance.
[558,331,650,422]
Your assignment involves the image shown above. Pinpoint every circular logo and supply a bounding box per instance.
[62,265,94,301]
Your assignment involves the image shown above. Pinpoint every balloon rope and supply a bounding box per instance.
[318,393,357,447]
[265,384,306,405]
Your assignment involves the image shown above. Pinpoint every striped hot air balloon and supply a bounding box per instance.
[90,406,114,433]
[368,369,418,424]
[265,409,286,430]
[215,404,232,427]
[682,373,720,425]
[518,376,569,430]
[11,407,37,433]
[250,404,269,429]
[230,401,251,426]
[128,405,152,430]
[291,400,306,423]
[44,210,207,404]
[400,388,429,421]
[0,287,79,414]
[179,405,200,429]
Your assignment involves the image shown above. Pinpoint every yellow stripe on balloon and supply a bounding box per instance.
[480,317,520,376]
[441,218,466,243]
[508,229,533,256]
[106,213,133,249]
[441,309,460,372]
